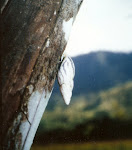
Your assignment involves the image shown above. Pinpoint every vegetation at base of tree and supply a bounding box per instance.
[32,140,132,150]
[33,81,132,145]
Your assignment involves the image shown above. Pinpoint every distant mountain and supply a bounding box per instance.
[72,51,132,95]
[54,51,132,96]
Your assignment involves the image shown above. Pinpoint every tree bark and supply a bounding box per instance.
[1,0,83,150]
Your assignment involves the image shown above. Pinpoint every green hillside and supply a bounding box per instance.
[34,81,132,144]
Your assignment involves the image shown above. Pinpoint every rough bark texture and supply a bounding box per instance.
[1,0,82,149]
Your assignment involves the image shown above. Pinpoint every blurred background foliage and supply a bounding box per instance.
[32,52,132,147]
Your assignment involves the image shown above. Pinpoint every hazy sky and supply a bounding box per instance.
[65,0,132,57]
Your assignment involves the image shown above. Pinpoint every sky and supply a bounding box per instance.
[65,0,132,57]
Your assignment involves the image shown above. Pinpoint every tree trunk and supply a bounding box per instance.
[1,0,83,149]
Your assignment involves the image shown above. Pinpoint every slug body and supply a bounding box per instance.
[57,55,75,105]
